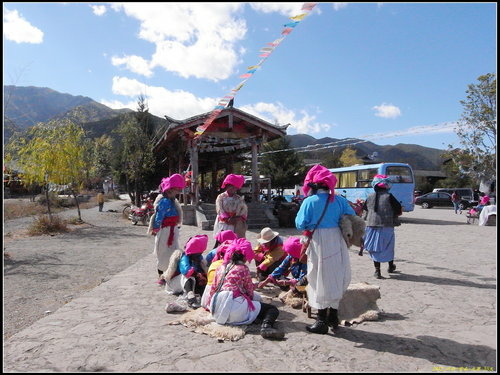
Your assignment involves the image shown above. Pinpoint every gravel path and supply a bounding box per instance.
[3,197,147,340]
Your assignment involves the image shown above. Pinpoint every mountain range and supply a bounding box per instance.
[3,85,446,170]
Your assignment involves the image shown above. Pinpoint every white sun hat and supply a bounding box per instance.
[257,227,279,244]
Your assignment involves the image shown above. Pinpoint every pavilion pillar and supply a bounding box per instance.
[190,140,199,205]
[251,141,259,203]
[211,162,218,202]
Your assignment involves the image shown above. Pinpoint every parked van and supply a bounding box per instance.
[432,188,475,201]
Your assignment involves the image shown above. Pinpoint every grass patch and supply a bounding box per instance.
[27,215,69,236]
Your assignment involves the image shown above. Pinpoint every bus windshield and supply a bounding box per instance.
[329,163,415,212]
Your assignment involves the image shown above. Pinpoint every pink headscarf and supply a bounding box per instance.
[371,174,392,189]
[160,173,186,192]
[221,174,245,190]
[480,195,490,205]
[283,236,302,259]
[212,241,233,262]
[215,230,238,243]
[302,164,337,200]
[223,238,255,264]
[184,235,208,255]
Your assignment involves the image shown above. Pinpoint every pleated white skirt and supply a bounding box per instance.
[306,227,351,309]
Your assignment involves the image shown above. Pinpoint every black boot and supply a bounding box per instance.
[327,307,339,332]
[388,261,396,273]
[306,308,329,334]
[374,262,383,279]
[260,321,285,340]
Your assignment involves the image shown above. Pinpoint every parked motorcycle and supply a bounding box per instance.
[129,199,154,225]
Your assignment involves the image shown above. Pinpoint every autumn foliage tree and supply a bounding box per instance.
[7,120,88,222]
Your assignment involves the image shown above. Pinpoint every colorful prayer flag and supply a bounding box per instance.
[301,3,316,11]
[290,13,308,21]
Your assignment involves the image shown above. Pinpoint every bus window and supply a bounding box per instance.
[335,171,357,188]
[357,168,378,187]
[386,166,413,183]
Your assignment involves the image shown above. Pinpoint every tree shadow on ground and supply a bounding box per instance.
[398,259,496,282]
[388,272,496,290]
[337,329,496,369]
[400,217,469,226]
[3,253,75,278]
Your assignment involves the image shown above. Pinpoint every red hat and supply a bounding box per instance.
[184,235,208,255]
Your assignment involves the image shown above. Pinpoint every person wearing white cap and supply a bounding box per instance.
[253,227,286,282]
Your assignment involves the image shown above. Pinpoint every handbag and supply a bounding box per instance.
[299,195,331,264]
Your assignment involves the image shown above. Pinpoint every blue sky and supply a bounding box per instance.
[3,2,497,150]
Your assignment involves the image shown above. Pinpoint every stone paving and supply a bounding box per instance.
[3,200,497,372]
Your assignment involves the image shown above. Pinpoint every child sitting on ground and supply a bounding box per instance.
[253,227,286,282]
[257,236,307,291]
[164,234,208,309]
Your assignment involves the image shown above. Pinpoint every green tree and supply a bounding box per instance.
[116,96,156,206]
[91,135,115,185]
[339,147,362,167]
[7,120,88,222]
[259,137,305,192]
[447,73,496,187]
[320,148,342,169]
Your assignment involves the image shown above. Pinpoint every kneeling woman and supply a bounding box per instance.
[207,238,285,340]
[166,235,208,308]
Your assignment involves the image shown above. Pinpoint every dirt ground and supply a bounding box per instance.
[3,197,146,340]
[3,197,497,372]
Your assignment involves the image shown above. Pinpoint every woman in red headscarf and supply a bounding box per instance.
[213,174,248,239]
[295,164,356,335]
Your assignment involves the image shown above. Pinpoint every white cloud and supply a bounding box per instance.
[249,3,321,16]
[239,102,332,134]
[90,5,106,16]
[3,8,43,44]
[248,3,306,17]
[372,103,401,119]
[101,76,217,119]
[332,3,349,11]
[109,3,247,81]
[101,78,334,134]
[111,55,153,77]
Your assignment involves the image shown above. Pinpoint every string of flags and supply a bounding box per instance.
[193,2,318,140]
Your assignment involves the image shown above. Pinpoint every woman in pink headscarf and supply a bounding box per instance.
[148,174,185,286]
[213,174,248,239]
[295,164,356,335]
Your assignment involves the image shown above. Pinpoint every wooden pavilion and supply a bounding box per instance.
[154,106,289,204]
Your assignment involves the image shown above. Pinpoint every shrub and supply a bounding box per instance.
[27,215,69,235]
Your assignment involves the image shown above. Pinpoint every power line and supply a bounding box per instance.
[259,121,458,155]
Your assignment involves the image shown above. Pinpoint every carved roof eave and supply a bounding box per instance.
[156,107,289,149]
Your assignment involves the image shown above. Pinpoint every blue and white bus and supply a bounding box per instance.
[329,163,415,212]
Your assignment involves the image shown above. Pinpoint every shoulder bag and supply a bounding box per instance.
[299,195,331,264]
